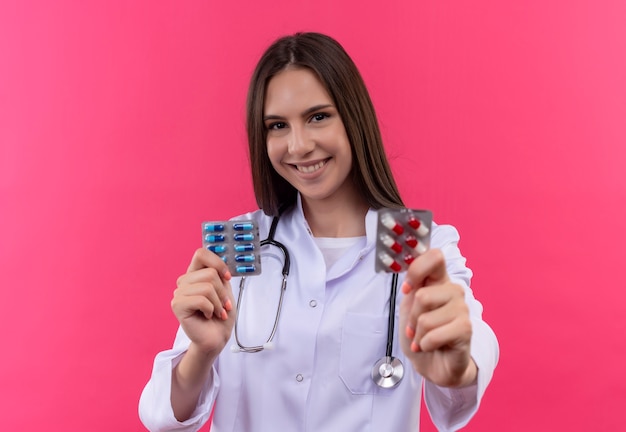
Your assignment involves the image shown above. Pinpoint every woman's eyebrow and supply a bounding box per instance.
[301,104,334,117]
[263,113,283,122]
[263,104,334,122]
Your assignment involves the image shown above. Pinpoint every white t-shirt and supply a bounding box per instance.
[313,236,366,270]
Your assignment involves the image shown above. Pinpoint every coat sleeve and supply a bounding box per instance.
[423,224,499,431]
[138,326,220,432]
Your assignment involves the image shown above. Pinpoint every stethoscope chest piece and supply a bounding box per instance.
[372,356,404,388]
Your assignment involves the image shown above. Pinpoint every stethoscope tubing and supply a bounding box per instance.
[386,272,399,358]
[232,216,290,353]
[231,214,404,387]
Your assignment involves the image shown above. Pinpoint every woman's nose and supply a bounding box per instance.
[288,127,314,156]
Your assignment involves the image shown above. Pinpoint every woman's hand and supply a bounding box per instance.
[171,248,236,357]
[399,248,477,387]
[170,248,236,421]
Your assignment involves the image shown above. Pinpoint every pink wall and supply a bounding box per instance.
[1,1,625,430]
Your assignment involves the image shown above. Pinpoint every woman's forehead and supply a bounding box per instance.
[264,68,333,115]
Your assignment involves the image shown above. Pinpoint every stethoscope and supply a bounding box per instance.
[231,215,404,389]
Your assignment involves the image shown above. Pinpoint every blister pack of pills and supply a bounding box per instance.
[375,208,433,273]
[201,220,262,276]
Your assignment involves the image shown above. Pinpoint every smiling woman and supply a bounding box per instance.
[264,68,357,221]
[138,32,498,432]
[246,33,405,219]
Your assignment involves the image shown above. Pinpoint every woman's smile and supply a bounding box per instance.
[292,158,329,174]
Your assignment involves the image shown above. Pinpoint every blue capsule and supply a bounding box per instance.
[221,256,228,263]
[234,233,254,242]
[233,222,254,231]
[205,234,225,242]
[236,265,256,273]
[234,243,255,252]
[203,223,225,232]
[207,245,227,253]
[235,254,255,263]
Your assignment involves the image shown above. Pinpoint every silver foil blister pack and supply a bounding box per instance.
[375,208,433,273]
[201,220,262,276]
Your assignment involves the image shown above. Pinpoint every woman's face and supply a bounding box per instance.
[263,67,354,208]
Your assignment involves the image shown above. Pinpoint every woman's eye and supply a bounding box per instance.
[267,122,286,130]
[311,113,329,122]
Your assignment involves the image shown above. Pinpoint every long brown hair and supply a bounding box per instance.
[247,32,404,216]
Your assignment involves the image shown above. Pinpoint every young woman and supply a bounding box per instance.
[139,32,498,431]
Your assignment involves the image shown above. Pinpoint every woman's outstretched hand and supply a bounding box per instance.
[399,248,477,388]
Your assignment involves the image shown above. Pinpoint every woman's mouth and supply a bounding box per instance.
[294,159,328,174]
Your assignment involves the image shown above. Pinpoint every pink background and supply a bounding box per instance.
[1,1,625,430]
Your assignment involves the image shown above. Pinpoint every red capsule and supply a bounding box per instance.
[380,234,403,254]
[379,252,402,272]
[381,214,404,235]
[405,235,427,255]
[407,216,429,236]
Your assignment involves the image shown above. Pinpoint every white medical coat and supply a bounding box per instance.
[139,198,499,431]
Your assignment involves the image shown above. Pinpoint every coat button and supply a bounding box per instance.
[309,300,317,308]
[296,374,304,382]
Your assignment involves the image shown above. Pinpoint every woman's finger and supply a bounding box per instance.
[403,282,467,351]
[402,248,449,294]
[417,315,472,353]
[186,247,232,280]
[171,294,216,321]
[177,266,225,286]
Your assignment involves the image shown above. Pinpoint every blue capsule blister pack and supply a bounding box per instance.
[375,208,433,273]
[201,220,262,276]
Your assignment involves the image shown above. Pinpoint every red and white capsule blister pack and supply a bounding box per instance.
[201,220,262,276]
[375,208,433,273]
